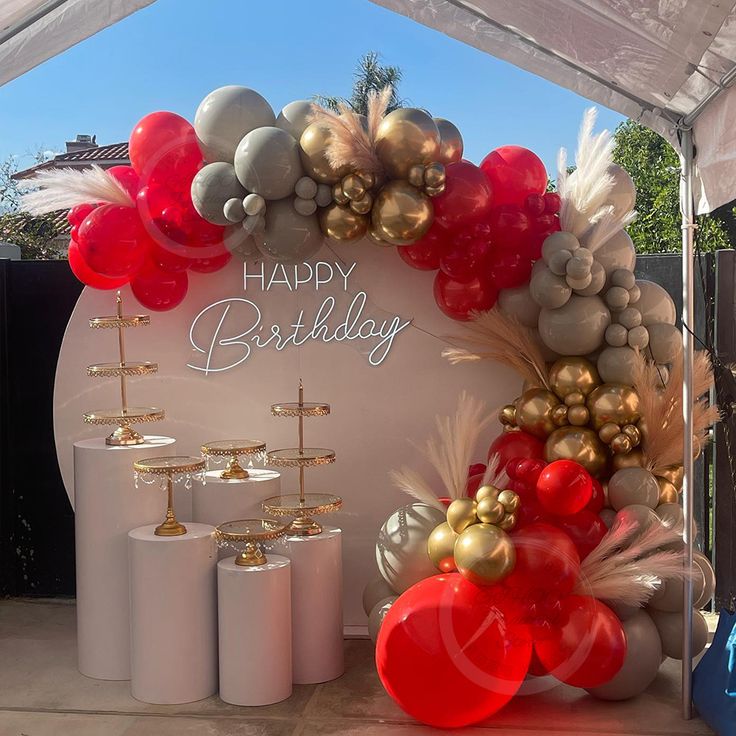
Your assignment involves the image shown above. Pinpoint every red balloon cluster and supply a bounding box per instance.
[67,112,234,310]
[399,148,560,320]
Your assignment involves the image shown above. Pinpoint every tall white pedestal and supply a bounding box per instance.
[74,435,175,681]
[281,527,344,684]
[217,555,292,705]
[129,523,218,704]
[192,469,281,527]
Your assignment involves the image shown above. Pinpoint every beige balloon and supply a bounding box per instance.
[614,503,661,531]
[538,295,611,356]
[253,198,323,264]
[648,564,705,613]
[276,100,315,141]
[646,323,683,364]
[596,346,639,385]
[649,608,708,660]
[605,164,637,217]
[362,575,396,616]
[497,284,541,327]
[591,229,636,281]
[693,551,716,608]
[434,118,464,164]
[631,280,677,326]
[368,596,398,644]
[608,468,660,510]
[529,266,571,309]
[655,502,684,534]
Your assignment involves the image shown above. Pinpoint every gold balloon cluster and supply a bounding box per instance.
[427,485,519,586]
[655,463,684,504]
[500,357,644,477]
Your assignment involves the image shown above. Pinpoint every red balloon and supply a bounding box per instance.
[107,165,140,199]
[488,205,531,249]
[397,222,451,270]
[487,431,544,471]
[466,472,485,498]
[534,595,626,688]
[468,462,486,478]
[440,238,494,283]
[376,574,531,728]
[487,247,533,290]
[480,146,547,207]
[129,111,202,185]
[67,239,129,290]
[131,259,188,311]
[433,271,497,321]
[543,191,562,214]
[536,460,593,516]
[586,479,605,514]
[554,510,607,560]
[67,203,97,227]
[508,458,546,486]
[77,205,148,278]
[432,161,493,230]
[524,193,546,217]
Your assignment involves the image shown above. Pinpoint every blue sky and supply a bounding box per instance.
[0,0,624,174]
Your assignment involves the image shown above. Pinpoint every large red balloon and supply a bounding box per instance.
[397,222,451,270]
[480,146,547,207]
[554,510,607,560]
[131,259,188,311]
[107,165,140,200]
[487,431,544,471]
[67,239,129,290]
[487,247,533,290]
[433,271,497,321]
[534,595,626,688]
[536,460,593,517]
[77,205,148,278]
[376,574,531,728]
[432,161,493,230]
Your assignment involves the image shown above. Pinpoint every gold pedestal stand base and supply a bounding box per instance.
[221,456,249,480]
[155,509,187,537]
[106,425,145,446]
[287,516,323,536]
[235,542,266,566]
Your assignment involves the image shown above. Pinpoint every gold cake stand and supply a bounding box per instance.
[214,518,288,566]
[200,439,267,480]
[133,456,205,537]
[84,293,163,446]
[263,381,341,536]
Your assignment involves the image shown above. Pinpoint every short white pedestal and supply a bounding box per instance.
[217,555,292,705]
[129,523,218,704]
[74,435,175,681]
[281,527,344,684]
[192,469,281,527]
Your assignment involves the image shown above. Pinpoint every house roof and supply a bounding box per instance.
[12,142,129,180]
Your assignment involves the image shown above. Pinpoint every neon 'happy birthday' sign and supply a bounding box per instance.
[187,261,412,374]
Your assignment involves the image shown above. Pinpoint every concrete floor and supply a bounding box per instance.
[0,599,714,736]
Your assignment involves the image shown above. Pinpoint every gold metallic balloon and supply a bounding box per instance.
[366,222,387,247]
[349,192,373,215]
[565,391,586,407]
[499,404,517,427]
[407,164,425,188]
[544,426,608,477]
[476,498,505,524]
[427,522,458,572]
[621,423,641,446]
[598,422,621,444]
[475,485,500,504]
[454,523,516,585]
[658,480,679,505]
[371,181,433,245]
[549,357,601,401]
[300,123,349,184]
[357,170,376,189]
[498,513,518,532]
[658,464,684,489]
[610,433,633,454]
[318,203,368,242]
[424,183,445,197]
[423,162,446,189]
[332,182,349,205]
[552,405,569,426]
[498,489,520,513]
[446,498,478,534]
[567,404,590,426]
[375,108,441,179]
[516,388,561,439]
[434,118,464,164]
[611,448,644,471]
[341,173,366,201]
[587,384,641,431]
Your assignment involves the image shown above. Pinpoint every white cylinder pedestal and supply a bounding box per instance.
[217,555,292,705]
[193,469,281,527]
[74,435,175,681]
[129,523,218,704]
[281,527,344,684]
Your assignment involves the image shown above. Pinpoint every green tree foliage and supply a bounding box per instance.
[612,120,735,253]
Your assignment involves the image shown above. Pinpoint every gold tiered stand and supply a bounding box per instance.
[214,518,288,566]
[84,292,163,445]
[200,439,267,480]
[263,381,341,536]
[133,456,205,536]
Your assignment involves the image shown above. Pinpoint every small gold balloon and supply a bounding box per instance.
[332,183,349,205]
[516,388,561,439]
[565,391,586,407]
[567,404,590,426]
[349,192,373,215]
[587,384,641,431]
[544,426,608,477]
[658,464,684,489]
[621,423,641,446]
[454,523,516,586]
[476,498,505,524]
[475,485,500,504]
[375,108,441,179]
[407,164,425,188]
[434,118,464,164]
[598,422,621,444]
[656,475,679,501]
[552,405,570,426]
[611,448,645,471]
[341,173,366,201]
[610,433,633,454]
[549,357,601,401]
[371,181,433,245]
[423,162,446,188]
[424,182,446,197]
[446,498,478,534]
[357,171,376,189]
[499,404,517,427]
[318,203,368,242]
[497,489,520,514]
[427,522,458,572]
[498,513,518,532]
[300,123,349,184]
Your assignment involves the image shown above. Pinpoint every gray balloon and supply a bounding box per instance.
[693,551,716,608]
[649,564,705,613]
[538,295,611,356]
[646,323,683,364]
[597,345,638,384]
[190,162,247,226]
[608,468,660,510]
[655,502,684,534]
[600,508,617,528]
[498,284,541,327]
[649,608,708,659]
[276,100,315,141]
[575,260,606,296]
[368,596,398,644]
[614,504,661,531]
[604,600,642,621]
[592,229,636,281]
[362,575,396,615]
[234,126,304,200]
[605,164,637,218]
[587,611,661,700]
[529,266,571,309]
[254,197,323,264]
[194,85,276,163]
[630,280,676,326]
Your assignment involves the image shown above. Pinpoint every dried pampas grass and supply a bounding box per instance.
[389,467,445,512]
[20,165,134,214]
[442,308,550,389]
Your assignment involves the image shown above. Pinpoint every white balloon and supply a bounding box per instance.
[362,575,396,615]
[276,100,316,141]
[368,596,397,644]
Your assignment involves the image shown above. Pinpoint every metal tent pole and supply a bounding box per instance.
[679,126,695,720]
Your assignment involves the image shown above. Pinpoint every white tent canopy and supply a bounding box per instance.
[372,0,736,214]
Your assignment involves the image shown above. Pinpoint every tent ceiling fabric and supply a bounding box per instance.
[372,0,736,213]
[0,0,156,88]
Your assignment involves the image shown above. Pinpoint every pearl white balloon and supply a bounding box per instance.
[538,295,611,356]
[368,596,398,644]
[191,162,247,225]
[497,284,541,327]
[605,164,637,217]
[649,608,708,659]
[276,100,315,141]
[615,504,660,531]
[376,503,446,593]
[195,85,276,163]
[253,197,323,264]
[630,280,677,326]
[362,575,396,615]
